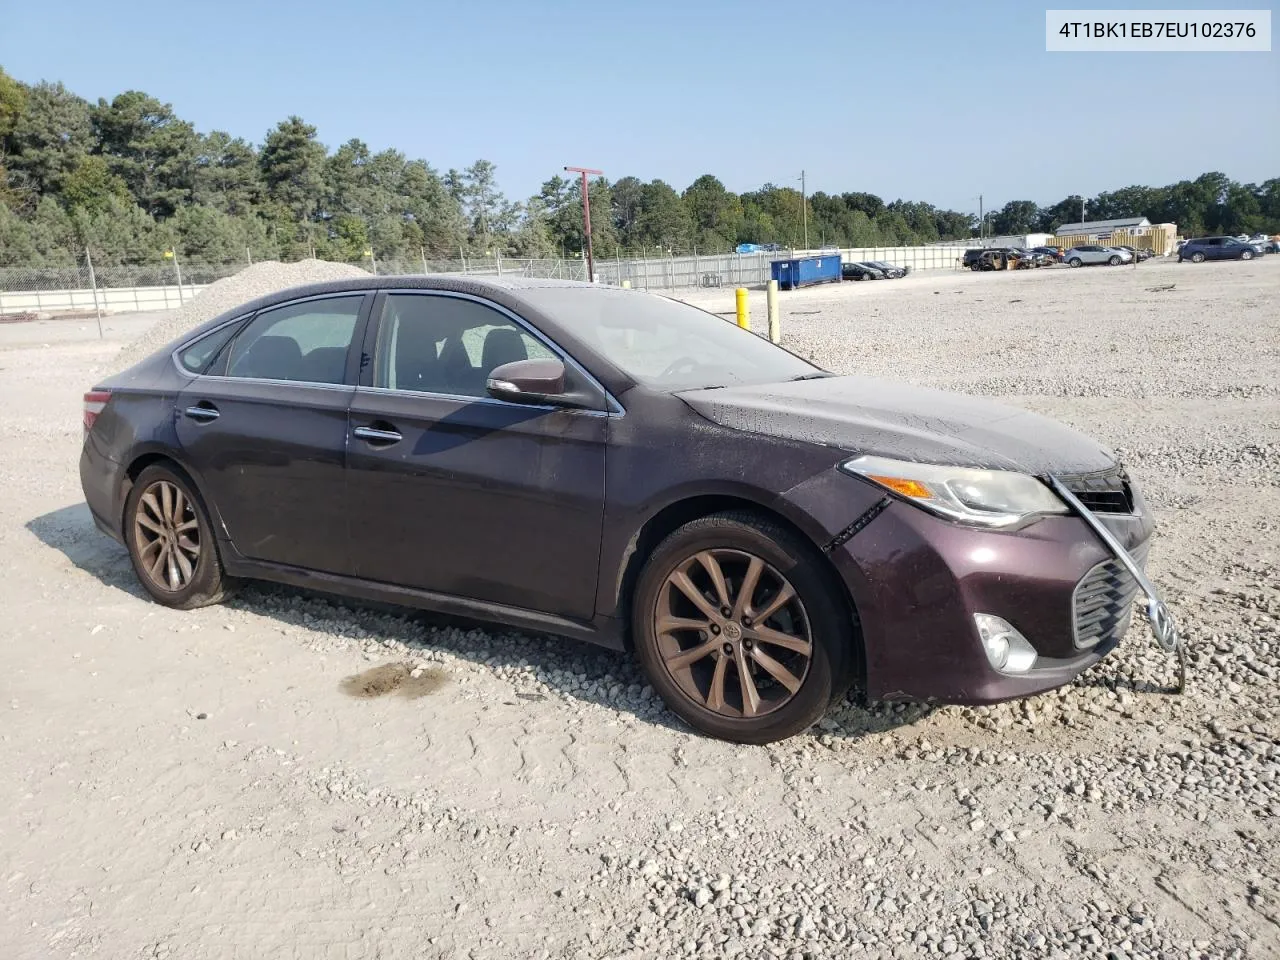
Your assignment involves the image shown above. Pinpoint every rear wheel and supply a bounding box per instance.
[1191,252,1206,263]
[1069,257,1083,268]
[631,512,853,744]
[125,464,235,609]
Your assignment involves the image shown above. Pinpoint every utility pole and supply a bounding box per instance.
[979,194,984,240]
[798,170,808,250]
[1081,196,1086,224]
[565,165,603,282]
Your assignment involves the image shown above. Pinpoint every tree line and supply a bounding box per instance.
[1,68,1276,268]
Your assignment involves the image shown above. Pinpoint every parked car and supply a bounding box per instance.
[961,247,1017,271]
[863,261,909,278]
[1063,245,1134,267]
[1018,251,1057,268]
[1114,245,1155,262]
[80,276,1177,744]
[1177,237,1262,262]
[842,261,886,281]
[1028,246,1063,262]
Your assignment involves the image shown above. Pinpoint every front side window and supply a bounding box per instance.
[372,293,555,398]
[224,295,364,384]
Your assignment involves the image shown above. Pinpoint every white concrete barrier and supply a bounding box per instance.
[0,284,208,316]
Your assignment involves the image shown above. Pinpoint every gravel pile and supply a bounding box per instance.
[114,259,368,370]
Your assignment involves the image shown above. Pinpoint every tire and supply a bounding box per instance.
[1069,257,1083,268]
[124,463,236,609]
[1108,255,1121,266]
[1241,250,1254,261]
[1191,252,1205,263]
[631,511,854,744]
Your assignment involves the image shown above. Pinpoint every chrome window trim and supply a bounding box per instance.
[372,288,625,417]
[183,374,356,393]
[352,383,610,417]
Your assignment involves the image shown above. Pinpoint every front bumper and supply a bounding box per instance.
[826,492,1155,705]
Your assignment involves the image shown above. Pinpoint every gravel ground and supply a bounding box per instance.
[1,257,1278,959]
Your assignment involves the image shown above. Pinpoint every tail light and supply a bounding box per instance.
[83,390,112,434]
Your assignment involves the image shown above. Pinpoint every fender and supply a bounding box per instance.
[595,476,845,624]
[118,441,232,546]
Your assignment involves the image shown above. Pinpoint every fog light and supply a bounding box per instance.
[974,614,1038,674]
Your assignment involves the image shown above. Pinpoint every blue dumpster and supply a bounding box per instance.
[770,255,842,290]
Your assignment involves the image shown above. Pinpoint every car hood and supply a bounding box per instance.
[679,375,1118,474]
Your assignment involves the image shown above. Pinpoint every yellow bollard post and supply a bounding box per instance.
[735,287,750,330]
[766,280,780,343]
[621,279,631,288]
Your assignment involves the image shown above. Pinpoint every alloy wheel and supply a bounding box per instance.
[654,549,812,719]
[133,479,201,591]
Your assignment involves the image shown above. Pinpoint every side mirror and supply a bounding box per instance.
[486,358,567,405]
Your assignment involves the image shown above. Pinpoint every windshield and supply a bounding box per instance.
[519,288,823,390]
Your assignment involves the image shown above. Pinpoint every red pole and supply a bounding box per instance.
[565,166,603,282]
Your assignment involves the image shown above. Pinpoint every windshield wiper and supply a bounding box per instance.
[789,373,828,381]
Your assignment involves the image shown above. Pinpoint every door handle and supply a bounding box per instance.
[184,404,220,422]
[353,425,402,444]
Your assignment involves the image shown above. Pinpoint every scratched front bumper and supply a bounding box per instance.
[826,498,1155,705]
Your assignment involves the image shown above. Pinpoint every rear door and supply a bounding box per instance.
[343,291,609,620]
[176,292,372,574]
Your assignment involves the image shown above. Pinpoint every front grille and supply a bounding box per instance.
[1060,466,1135,514]
[1072,541,1148,649]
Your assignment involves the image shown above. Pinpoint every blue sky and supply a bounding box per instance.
[2,0,1276,217]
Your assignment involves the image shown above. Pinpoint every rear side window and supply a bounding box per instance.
[224,295,364,384]
[372,293,554,398]
[178,321,241,374]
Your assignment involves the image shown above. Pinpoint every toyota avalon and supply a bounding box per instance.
[79,276,1179,743]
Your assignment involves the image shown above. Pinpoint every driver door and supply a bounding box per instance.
[343,291,610,620]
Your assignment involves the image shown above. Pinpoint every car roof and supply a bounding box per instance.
[186,274,593,334]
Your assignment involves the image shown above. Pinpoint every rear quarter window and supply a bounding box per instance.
[178,321,242,374]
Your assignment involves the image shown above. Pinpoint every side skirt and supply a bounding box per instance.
[222,550,626,651]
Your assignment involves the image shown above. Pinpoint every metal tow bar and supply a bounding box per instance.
[1047,476,1186,693]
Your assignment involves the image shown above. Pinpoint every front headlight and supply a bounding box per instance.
[839,455,1068,528]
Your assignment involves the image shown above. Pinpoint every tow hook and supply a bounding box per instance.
[1047,476,1186,694]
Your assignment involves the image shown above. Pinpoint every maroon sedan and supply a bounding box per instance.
[79,276,1179,743]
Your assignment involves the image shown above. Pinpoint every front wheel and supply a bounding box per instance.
[1191,252,1206,263]
[1069,257,1083,268]
[124,464,235,609]
[1241,250,1254,261]
[631,512,853,744]
[1108,255,1121,265]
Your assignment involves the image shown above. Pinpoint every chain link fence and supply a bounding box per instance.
[0,246,969,317]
